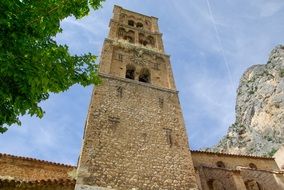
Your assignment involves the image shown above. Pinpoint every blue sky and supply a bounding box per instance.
[1,0,284,165]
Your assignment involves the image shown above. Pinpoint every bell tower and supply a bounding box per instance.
[75,5,198,190]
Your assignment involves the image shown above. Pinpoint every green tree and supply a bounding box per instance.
[0,0,104,133]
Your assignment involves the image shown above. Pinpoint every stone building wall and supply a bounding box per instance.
[191,151,284,190]
[0,153,76,181]
[191,150,279,170]
[75,5,198,190]
[76,76,198,190]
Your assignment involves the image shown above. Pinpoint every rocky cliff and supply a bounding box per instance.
[212,45,284,156]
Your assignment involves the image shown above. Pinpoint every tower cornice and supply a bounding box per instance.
[114,5,158,20]
[104,38,170,58]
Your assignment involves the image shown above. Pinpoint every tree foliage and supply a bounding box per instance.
[0,0,104,133]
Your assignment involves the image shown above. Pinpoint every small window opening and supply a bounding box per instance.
[118,54,123,61]
[159,98,164,108]
[128,20,134,26]
[216,161,225,168]
[139,68,150,83]
[136,22,143,28]
[116,86,123,98]
[126,65,135,80]
[163,128,172,147]
[249,163,257,169]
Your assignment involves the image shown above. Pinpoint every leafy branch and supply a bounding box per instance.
[0,0,104,133]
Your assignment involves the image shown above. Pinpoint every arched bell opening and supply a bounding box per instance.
[128,20,135,27]
[125,64,136,80]
[139,68,151,83]
[136,22,143,28]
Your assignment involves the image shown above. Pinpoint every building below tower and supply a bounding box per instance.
[1,150,284,189]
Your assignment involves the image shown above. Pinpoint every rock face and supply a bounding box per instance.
[213,45,284,156]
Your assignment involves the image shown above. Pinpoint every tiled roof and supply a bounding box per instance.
[190,150,274,160]
[0,153,76,168]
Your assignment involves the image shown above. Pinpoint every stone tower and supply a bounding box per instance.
[75,5,198,190]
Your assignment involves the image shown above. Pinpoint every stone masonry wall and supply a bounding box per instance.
[0,154,76,181]
[0,180,75,190]
[75,76,198,190]
[241,169,284,190]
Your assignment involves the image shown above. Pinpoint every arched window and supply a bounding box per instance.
[123,30,135,43]
[139,33,145,45]
[136,22,143,28]
[216,161,225,168]
[249,163,257,170]
[207,179,225,190]
[123,36,134,43]
[128,20,134,27]
[118,27,126,38]
[125,65,135,80]
[139,68,150,83]
[147,36,155,47]
[245,180,262,190]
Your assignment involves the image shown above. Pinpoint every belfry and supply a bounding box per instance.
[75,5,198,190]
